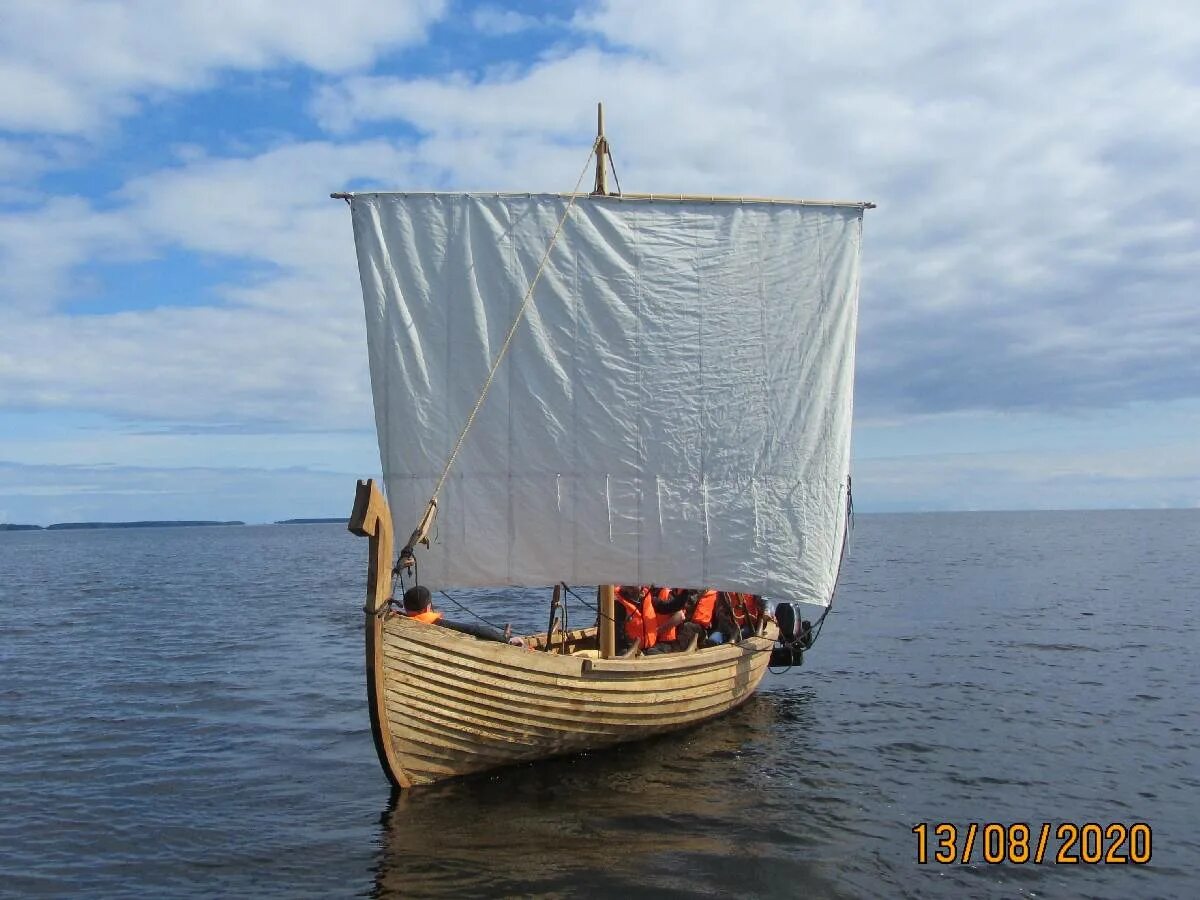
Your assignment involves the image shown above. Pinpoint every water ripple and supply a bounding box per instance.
[1,512,1198,898]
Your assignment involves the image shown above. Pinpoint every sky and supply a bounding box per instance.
[0,0,1198,525]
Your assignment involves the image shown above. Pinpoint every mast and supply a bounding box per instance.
[593,102,615,656]
[599,584,616,658]
[592,102,609,196]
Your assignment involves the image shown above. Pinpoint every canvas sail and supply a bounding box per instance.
[350,193,863,605]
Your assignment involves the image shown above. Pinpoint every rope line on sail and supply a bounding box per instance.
[411,137,601,546]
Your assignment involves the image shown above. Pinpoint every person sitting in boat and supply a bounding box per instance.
[647,588,713,652]
[687,588,719,635]
[612,584,634,650]
[614,585,687,654]
[640,587,706,654]
[401,585,442,624]
[649,585,687,643]
[613,585,652,653]
[711,592,764,643]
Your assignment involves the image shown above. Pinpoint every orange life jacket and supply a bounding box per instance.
[690,589,718,628]
[405,609,442,624]
[614,585,659,649]
[651,587,678,642]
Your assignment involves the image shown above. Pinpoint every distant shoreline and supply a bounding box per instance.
[1,518,350,531]
[1,521,245,531]
[7,509,1189,534]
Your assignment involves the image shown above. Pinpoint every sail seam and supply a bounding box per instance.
[606,474,613,543]
[813,209,830,598]
[571,226,580,583]
[420,140,599,529]
[756,214,771,579]
[442,200,455,578]
[505,199,515,586]
[696,211,709,584]
[634,203,644,584]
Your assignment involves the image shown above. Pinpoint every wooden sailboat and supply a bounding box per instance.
[338,106,869,788]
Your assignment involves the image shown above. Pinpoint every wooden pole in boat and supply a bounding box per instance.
[592,102,608,196]
[599,584,616,658]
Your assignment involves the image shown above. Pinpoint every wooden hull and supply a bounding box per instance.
[368,614,775,787]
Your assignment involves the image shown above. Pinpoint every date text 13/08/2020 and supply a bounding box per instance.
[912,823,1151,865]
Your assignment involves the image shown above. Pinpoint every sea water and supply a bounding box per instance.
[2,510,1197,898]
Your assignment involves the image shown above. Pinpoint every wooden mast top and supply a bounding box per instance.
[333,102,876,208]
[592,102,609,196]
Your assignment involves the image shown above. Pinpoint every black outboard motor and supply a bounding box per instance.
[770,601,813,667]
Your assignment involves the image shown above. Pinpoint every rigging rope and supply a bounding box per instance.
[807,474,853,647]
[607,149,623,196]
[560,582,620,627]
[437,590,506,632]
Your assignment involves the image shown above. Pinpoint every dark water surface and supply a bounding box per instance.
[2,511,1198,898]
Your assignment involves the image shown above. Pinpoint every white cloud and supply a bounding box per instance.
[0,460,364,525]
[0,414,379,472]
[2,1,1199,516]
[5,1,1199,437]
[118,140,414,268]
[0,304,373,428]
[313,1,1200,416]
[0,137,82,193]
[470,5,546,36]
[855,440,1200,512]
[0,140,423,428]
[0,197,145,312]
[0,0,447,134]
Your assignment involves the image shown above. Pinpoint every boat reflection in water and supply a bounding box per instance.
[369,690,850,898]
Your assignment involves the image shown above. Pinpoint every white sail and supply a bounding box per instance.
[350,193,863,605]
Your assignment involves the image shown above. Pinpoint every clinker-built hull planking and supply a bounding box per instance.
[372,614,775,787]
[352,478,778,789]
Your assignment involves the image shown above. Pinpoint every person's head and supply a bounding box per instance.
[402,585,433,614]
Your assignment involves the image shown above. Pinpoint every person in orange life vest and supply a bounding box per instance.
[612,585,686,652]
[688,588,719,629]
[610,584,634,650]
[613,585,658,650]
[713,591,763,641]
[652,587,702,652]
[649,586,687,642]
[634,588,704,654]
[402,585,442,624]
[654,587,713,651]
